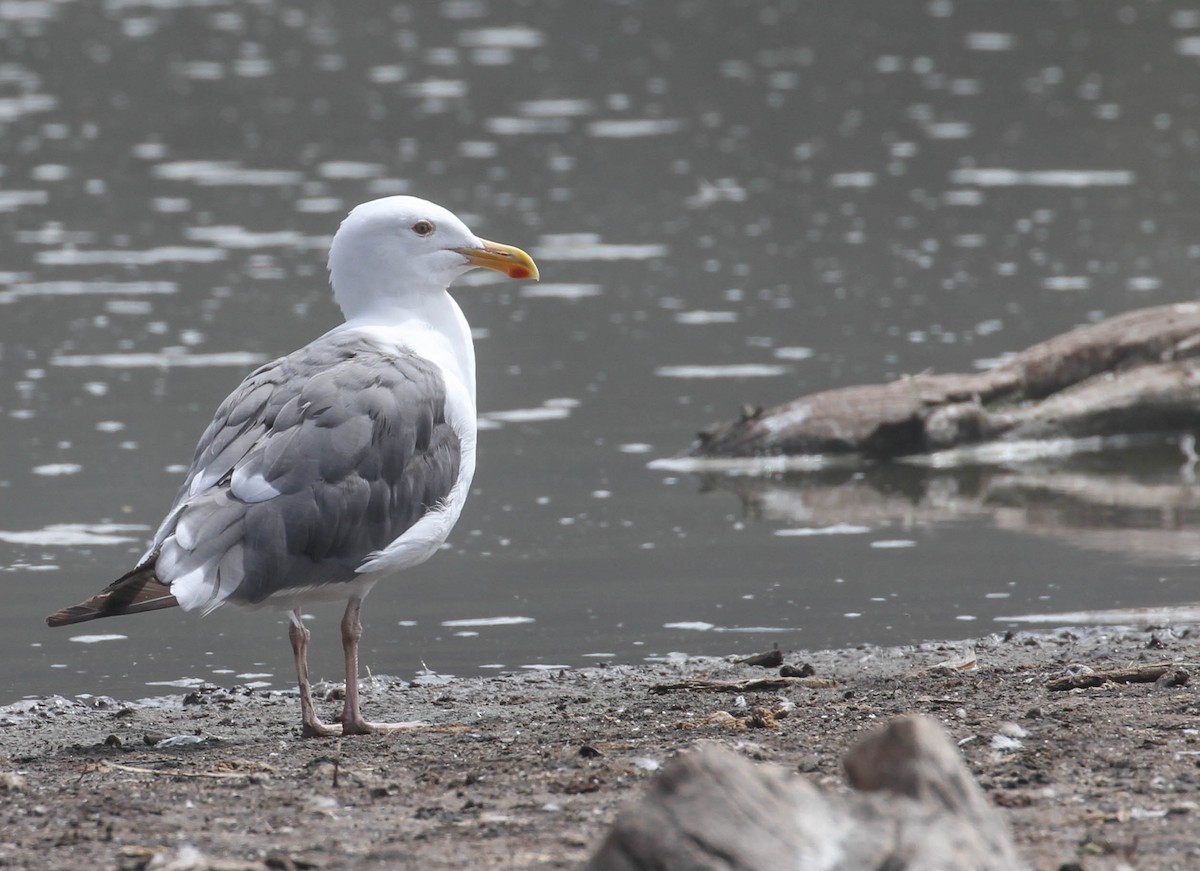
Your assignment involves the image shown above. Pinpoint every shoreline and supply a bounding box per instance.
[2,624,1196,870]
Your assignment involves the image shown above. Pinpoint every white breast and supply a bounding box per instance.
[345,316,478,579]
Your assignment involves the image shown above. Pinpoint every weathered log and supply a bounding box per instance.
[691,302,1200,459]
[1045,662,1174,691]
[586,714,1023,871]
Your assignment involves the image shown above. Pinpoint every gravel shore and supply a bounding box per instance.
[2,625,1197,870]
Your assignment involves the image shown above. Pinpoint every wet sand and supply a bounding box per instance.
[1,625,1197,870]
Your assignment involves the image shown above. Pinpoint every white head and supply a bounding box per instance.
[327,195,538,323]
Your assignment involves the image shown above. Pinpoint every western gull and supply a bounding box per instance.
[46,195,540,737]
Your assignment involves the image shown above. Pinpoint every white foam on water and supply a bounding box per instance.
[458,26,544,49]
[1176,36,1200,57]
[664,621,715,631]
[482,406,571,424]
[663,621,792,633]
[296,197,344,213]
[459,141,498,159]
[520,283,603,300]
[0,523,147,546]
[965,32,1016,50]
[317,161,385,179]
[441,616,535,627]
[944,189,984,206]
[830,171,877,188]
[68,634,128,644]
[37,247,226,265]
[51,351,268,368]
[654,364,788,378]
[587,118,681,137]
[949,168,1135,187]
[533,233,667,261]
[105,298,153,314]
[998,605,1200,625]
[144,678,208,688]
[0,92,57,125]
[177,60,224,80]
[152,160,303,186]
[183,226,327,249]
[0,281,177,301]
[1042,276,1090,291]
[485,117,570,135]
[674,310,739,325]
[482,398,577,426]
[0,192,49,213]
[775,523,872,537]
[368,65,405,83]
[405,78,467,99]
[517,98,594,117]
[685,178,746,208]
[773,346,814,360]
[618,443,653,454]
[31,463,82,476]
[924,121,973,139]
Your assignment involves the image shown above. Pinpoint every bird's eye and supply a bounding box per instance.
[411,220,435,237]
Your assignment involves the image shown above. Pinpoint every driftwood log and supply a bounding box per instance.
[691,302,1200,459]
[1045,662,1180,691]
[586,714,1022,871]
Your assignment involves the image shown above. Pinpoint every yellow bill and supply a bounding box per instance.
[454,239,540,281]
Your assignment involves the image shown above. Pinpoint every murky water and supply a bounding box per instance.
[4,1,1200,702]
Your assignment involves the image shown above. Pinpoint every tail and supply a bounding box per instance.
[46,558,179,627]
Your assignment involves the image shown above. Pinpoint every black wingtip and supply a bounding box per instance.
[46,607,92,628]
[45,559,179,628]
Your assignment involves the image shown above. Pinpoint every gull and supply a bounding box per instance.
[46,196,540,737]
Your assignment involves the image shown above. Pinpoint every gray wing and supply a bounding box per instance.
[149,332,461,608]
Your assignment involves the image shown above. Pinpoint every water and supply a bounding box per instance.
[3,1,1200,702]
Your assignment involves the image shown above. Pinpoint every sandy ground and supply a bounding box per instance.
[1,625,1198,871]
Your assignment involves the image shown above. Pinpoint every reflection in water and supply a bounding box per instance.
[694,445,1200,566]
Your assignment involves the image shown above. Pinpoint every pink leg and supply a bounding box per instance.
[288,609,341,738]
[339,598,370,735]
[337,598,422,735]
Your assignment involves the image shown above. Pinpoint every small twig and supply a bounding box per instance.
[650,676,836,695]
[1046,663,1173,691]
[90,761,252,781]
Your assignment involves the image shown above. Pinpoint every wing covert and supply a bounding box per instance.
[150,332,463,610]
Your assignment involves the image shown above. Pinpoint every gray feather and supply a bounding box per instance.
[152,330,461,607]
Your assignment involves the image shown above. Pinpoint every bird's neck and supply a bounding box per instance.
[338,288,477,407]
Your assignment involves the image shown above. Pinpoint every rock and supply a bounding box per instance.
[736,649,783,668]
[586,714,1023,870]
[0,770,26,791]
